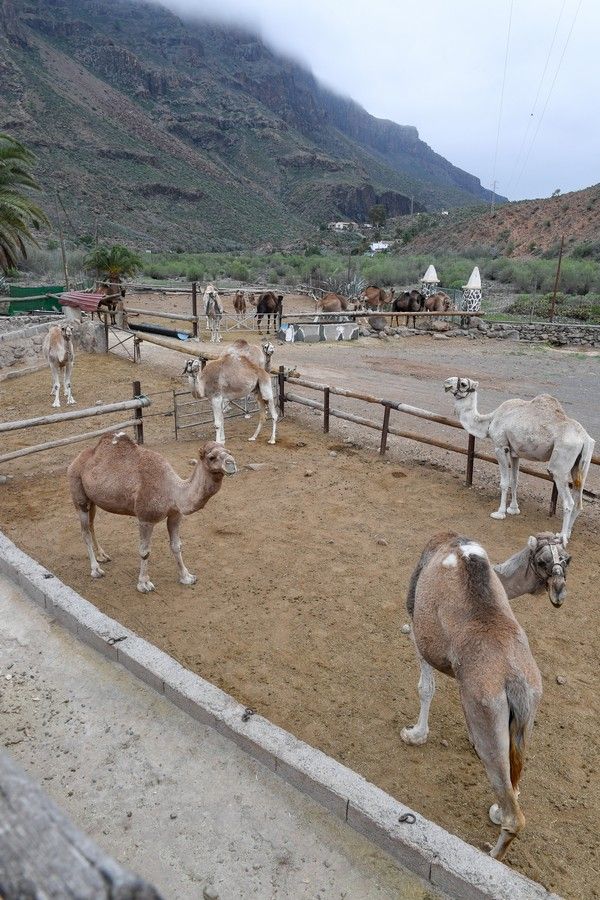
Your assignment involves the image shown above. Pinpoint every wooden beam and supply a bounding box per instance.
[0,419,138,464]
[0,398,150,435]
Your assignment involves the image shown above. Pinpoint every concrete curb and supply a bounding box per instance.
[0,532,560,900]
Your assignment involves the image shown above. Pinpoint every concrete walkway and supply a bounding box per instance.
[0,575,438,900]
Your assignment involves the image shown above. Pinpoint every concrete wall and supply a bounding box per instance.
[0,318,107,375]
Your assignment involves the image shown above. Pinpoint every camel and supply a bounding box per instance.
[68,433,236,593]
[184,349,278,445]
[222,338,274,372]
[233,290,246,323]
[96,280,125,325]
[444,377,595,543]
[256,292,283,334]
[362,286,394,311]
[425,291,454,313]
[204,283,223,343]
[493,531,570,607]
[42,323,75,408]
[402,532,543,861]
[316,292,351,313]
[391,290,425,327]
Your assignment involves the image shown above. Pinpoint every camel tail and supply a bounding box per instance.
[506,677,535,789]
[571,436,595,510]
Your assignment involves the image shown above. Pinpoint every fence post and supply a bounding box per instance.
[103,312,109,353]
[132,380,144,445]
[466,434,475,485]
[323,387,330,433]
[278,365,286,418]
[549,483,558,517]
[379,403,391,455]
[191,281,198,339]
[133,336,141,364]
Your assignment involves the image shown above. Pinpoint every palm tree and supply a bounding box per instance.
[83,244,141,290]
[0,133,49,273]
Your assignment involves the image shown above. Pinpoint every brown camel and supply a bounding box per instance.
[362,285,394,311]
[402,532,543,861]
[233,290,246,322]
[316,292,351,313]
[391,290,425,327]
[425,291,454,312]
[68,433,236,593]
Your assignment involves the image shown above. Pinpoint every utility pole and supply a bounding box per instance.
[490,180,498,215]
[549,234,565,323]
[54,192,70,290]
[410,195,414,215]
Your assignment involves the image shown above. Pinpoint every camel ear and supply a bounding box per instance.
[469,379,479,391]
[527,535,538,550]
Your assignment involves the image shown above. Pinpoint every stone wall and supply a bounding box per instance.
[361,317,600,347]
[0,318,107,375]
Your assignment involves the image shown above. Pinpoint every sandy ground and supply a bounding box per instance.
[1,351,599,899]
[2,577,438,900]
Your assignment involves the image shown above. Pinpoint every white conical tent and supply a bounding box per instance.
[421,264,439,283]
[464,266,481,290]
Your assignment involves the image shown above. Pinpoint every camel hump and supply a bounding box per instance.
[109,431,135,447]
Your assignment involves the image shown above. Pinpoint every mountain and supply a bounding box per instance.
[0,0,501,249]
[398,184,600,258]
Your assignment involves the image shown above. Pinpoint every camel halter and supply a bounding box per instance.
[453,378,476,400]
[530,541,567,581]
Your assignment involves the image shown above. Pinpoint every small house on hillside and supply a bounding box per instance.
[369,241,391,253]
[328,221,359,232]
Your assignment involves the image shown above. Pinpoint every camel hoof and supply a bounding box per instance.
[507,506,521,516]
[137,580,155,594]
[489,804,502,825]
[96,551,111,563]
[401,726,428,746]
[248,436,257,442]
[52,401,61,409]
[268,438,276,445]
[91,567,105,579]
[67,397,76,405]
[180,573,197,586]
[490,511,506,520]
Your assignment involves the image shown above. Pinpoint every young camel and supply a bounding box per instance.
[184,350,278,445]
[42,323,76,408]
[493,531,570,607]
[233,290,246,323]
[204,283,223,343]
[444,376,595,544]
[402,532,543,861]
[68,433,236,593]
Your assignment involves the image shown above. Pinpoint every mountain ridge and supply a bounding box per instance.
[0,0,503,249]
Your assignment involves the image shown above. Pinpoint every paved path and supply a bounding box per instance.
[0,576,439,900]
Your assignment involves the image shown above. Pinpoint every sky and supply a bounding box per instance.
[161,0,596,201]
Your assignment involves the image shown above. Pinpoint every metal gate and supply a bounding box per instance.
[173,390,261,439]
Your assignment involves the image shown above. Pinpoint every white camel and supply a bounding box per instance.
[42,323,75,408]
[444,377,595,544]
[184,345,278,445]
[68,433,236,593]
[204,283,223,343]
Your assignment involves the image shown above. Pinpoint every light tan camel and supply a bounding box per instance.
[203,283,223,343]
[222,338,274,372]
[183,350,278,445]
[402,532,543,861]
[424,291,454,312]
[42,323,75,408]
[362,286,394,311]
[68,433,236,593]
[444,377,595,543]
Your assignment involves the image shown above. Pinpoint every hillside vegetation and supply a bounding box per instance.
[0,0,496,250]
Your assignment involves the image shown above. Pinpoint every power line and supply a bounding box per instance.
[505,0,567,194]
[490,0,514,212]
[513,0,584,193]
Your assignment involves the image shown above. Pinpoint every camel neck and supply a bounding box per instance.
[493,547,539,600]
[456,393,492,439]
[177,462,222,515]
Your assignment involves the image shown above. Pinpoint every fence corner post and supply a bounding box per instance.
[466,434,475,485]
[132,380,144,445]
[191,281,198,339]
[323,386,330,433]
[278,365,286,418]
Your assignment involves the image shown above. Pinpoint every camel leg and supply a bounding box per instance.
[50,364,61,408]
[167,513,196,585]
[548,470,575,545]
[137,521,156,593]
[460,691,524,861]
[401,646,435,746]
[77,507,104,578]
[507,455,521,515]
[490,447,511,520]
[88,503,111,563]
[211,396,225,444]
[248,391,265,442]
[63,358,75,405]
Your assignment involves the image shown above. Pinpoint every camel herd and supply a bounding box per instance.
[204,284,283,342]
[32,304,596,866]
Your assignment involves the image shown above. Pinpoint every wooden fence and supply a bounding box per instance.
[0,381,150,465]
[277,368,599,514]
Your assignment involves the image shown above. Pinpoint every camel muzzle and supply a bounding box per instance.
[548,572,567,607]
[223,458,237,476]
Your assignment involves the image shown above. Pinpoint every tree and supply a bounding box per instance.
[551,188,561,198]
[83,244,142,287]
[0,133,49,273]
[368,204,387,227]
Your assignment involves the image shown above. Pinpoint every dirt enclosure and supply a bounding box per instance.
[1,354,599,899]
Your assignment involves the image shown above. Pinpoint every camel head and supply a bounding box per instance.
[527,533,571,607]
[444,377,478,400]
[183,359,200,377]
[199,441,237,476]
[261,340,275,359]
[60,324,74,340]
